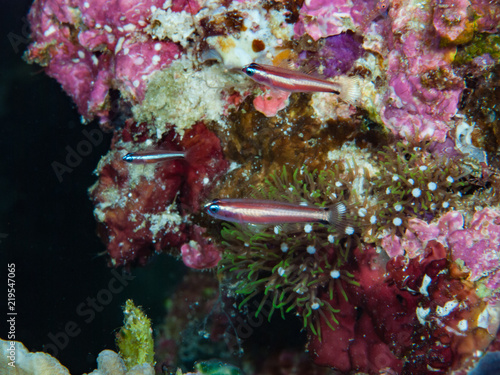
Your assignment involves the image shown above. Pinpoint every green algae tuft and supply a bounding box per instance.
[116,299,155,370]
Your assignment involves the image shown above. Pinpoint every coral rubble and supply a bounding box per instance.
[25,0,500,373]
[0,339,71,375]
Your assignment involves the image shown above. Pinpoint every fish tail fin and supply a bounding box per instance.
[334,76,361,105]
[181,148,195,164]
[324,202,355,235]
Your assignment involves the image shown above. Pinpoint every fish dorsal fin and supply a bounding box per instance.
[276,59,296,70]
[299,60,324,78]
[272,49,296,67]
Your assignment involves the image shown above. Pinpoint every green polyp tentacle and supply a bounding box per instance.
[267,304,276,321]
[309,319,318,338]
[342,273,360,286]
[238,291,259,310]
[325,301,340,315]
[318,306,336,331]
[255,295,269,317]
[296,295,310,304]
[338,281,348,302]
[264,283,279,296]
[217,166,360,338]
[303,306,312,321]
[307,278,321,287]
[276,292,295,309]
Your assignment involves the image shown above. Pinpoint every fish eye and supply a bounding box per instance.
[243,63,258,77]
[123,153,134,162]
[208,204,220,214]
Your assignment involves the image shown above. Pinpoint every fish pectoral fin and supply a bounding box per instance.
[245,223,271,234]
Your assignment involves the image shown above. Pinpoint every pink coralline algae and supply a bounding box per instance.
[26,0,183,124]
[380,0,464,142]
[180,225,222,270]
[381,209,500,298]
[294,0,353,40]
[450,209,500,285]
[89,121,227,267]
[433,0,471,42]
[253,89,290,117]
[470,0,500,33]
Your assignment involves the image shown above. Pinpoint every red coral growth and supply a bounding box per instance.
[308,245,404,374]
[308,242,495,374]
[90,121,227,267]
[181,225,222,269]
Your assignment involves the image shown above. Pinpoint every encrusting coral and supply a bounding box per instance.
[0,339,71,375]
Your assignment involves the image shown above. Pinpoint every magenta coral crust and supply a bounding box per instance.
[450,209,500,285]
[382,209,500,299]
[294,0,353,40]
[380,0,464,142]
[470,0,500,33]
[252,89,290,117]
[26,0,183,123]
[181,226,222,270]
[433,0,471,41]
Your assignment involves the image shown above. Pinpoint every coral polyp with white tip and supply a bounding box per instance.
[216,167,360,339]
[360,141,471,239]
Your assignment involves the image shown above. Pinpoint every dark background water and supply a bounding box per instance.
[0,2,184,372]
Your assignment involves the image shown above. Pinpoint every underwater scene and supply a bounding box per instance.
[1,0,500,374]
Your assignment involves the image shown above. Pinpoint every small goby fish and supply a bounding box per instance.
[360,0,390,30]
[204,198,347,227]
[122,150,186,164]
[241,63,361,104]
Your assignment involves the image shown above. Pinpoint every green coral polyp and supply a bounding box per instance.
[362,142,469,238]
[218,167,358,339]
[216,141,492,340]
